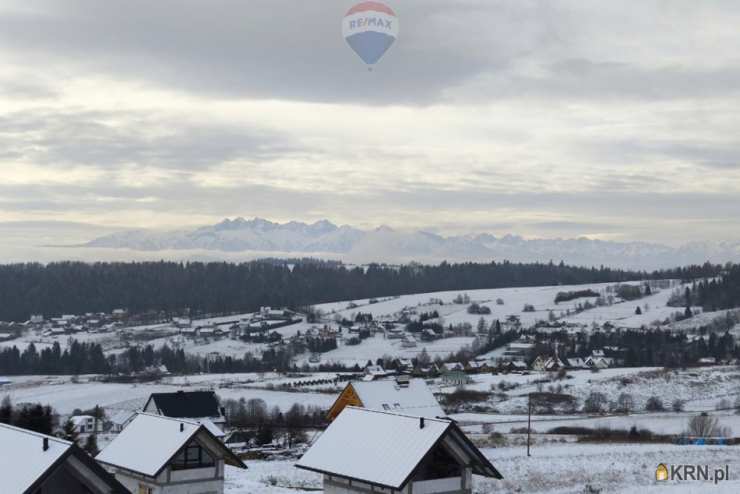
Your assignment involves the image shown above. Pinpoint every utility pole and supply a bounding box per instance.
[527,393,532,457]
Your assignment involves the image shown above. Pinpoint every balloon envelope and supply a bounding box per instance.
[342,2,398,65]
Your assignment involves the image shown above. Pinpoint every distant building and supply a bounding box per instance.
[70,414,102,434]
[327,378,445,421]
[30,314,44,324]
[0,422,127,493]
[108,410,136,433]
[111,309,128,318]
[143,390,226,427]
[362,364,392,381]
[564,357,587,369]
[297,407,502,494]
[97,413,245,494]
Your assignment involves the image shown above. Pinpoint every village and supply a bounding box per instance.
[2,280,740,492]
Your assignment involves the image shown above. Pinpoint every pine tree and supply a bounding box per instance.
[0,396,12,424]
[83,433,99,456]
[61,419,79,444]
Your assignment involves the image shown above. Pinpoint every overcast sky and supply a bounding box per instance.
[1,0,740,251]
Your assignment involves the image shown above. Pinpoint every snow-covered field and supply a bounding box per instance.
[441,366,740,415]
[224,442,740,493]
[0,374,336,414]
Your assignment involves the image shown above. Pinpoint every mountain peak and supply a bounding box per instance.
[84,216,740,269]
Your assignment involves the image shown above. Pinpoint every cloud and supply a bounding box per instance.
[0,108,302,170]
[0,0,739,254]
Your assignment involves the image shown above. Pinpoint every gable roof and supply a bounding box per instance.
[145,390,221,418]
[96,413,245,478]
[296,407,501,490]
[350,379,445,418]
[0,423,127,494]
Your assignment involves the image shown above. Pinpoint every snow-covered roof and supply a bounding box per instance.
[109,409,136,426]
[442,362,464,371]
[0,423,126,493]
[196,418,225,437]
[97,413,244,478]
[0,423,72,492]
[144,390,221,419]
[364,365,386,375]
[296,407,501,489]
[351,379,445,418]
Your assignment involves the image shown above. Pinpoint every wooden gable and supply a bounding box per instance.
[326,383,364,422]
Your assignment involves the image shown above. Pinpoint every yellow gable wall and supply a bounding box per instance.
[326,383,364,422]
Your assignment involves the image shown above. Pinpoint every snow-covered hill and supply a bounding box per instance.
[85,217,740,269]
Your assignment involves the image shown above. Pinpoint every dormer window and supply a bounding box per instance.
[171,442,215,470]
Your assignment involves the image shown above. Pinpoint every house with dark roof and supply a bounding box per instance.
[297,407,502,494]
[97,413,245,494]
[0,422,128,494]
[143,390,226,426]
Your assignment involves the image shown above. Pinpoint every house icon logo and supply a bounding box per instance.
[656,464,669,481]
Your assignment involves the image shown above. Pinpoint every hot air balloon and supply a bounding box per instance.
[342,2,398,66]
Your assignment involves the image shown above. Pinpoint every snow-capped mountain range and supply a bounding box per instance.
[85,217,740,269]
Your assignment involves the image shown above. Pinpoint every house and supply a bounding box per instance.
[563,357,587,369]
[465,360,491,373]
[70,414,102,434]
[502,338,535,361]
[327,378,445,421]
[143,390,226,427]
[362,364,391,381]
[531,355,548,372]
[223,430,256,452]
[393,358,415,372]
[540,357,566,372]
[386,326,404,339]
[0,422,127,493]
[401,335,418,348]
[109,410,137,433]
[502,360,528,373]
[97,413,245,494]
[584,356,614,369]
[440,362,464,373]
[297,407,502,494]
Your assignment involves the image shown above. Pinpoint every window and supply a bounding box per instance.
[171,441,216,470]
[138,485,153,494]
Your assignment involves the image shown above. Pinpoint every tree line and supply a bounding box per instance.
[681,265,740,311]
[0,260,723,322]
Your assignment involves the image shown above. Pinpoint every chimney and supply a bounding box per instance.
[419,417,425,429]
[180,423,184,432]
[43,437,49,451]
